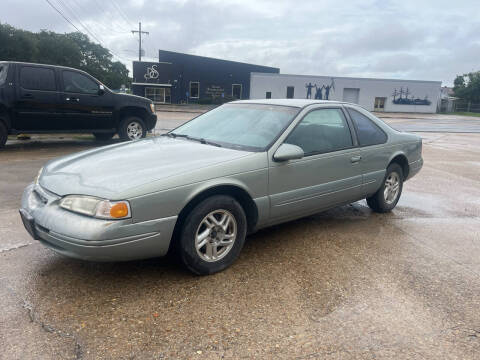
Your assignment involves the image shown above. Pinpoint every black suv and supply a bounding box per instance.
[0,61,157,148]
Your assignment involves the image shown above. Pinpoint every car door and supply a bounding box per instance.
[268,107,363,222]
[60,70,115,130]
[14,65,63,130]
[343,106,389,196]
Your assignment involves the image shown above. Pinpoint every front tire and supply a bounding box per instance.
[178,195,247,275]
[119,116,146,141]
[367,163,403,213]
[0,121,7,149]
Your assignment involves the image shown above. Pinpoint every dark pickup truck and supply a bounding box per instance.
[0,61,157,148]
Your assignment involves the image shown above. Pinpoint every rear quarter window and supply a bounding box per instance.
[347,108,387,146]
[0,64,8,85]
[20,66,57,91]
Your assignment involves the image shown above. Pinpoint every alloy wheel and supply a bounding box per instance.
[126,121,143,140]
[195,209,237,262]
[384,172,400,204]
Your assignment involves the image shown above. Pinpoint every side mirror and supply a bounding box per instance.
[98,84,105,95]
[273,143,304,162]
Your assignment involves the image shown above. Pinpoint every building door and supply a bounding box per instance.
[342,88,360,104]
[286,86,294,99]
[374,97,386,111]
[232,84,242,99]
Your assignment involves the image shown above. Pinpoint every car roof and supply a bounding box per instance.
[0,61,84,73]
[231,99,351,108]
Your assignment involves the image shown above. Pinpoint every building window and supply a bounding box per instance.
[232,84,242,99]
[286,86,294,99]
[145,87,171,104]
[266,91,272,99]
[374,97,386,111]
[189,81,199,98]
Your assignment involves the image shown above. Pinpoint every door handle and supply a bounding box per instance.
[66,97,79,102]
[350,155,362,163]
[22,93,34,99]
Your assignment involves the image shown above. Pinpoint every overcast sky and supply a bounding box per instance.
[2,0,479,85]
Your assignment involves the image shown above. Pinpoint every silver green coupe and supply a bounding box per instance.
[20,100,423,274]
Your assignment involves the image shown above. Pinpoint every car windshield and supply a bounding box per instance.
[0,64,8,86]
[171,103,299,151]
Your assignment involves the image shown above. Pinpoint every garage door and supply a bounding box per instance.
[343,88,360,104]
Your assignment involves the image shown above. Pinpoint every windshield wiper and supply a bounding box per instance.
[163,132,188,138]
[165,133,222,147]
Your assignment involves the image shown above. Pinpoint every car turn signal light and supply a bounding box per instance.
[110,202,129,218]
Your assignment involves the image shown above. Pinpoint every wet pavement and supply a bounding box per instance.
[1,114,480,359]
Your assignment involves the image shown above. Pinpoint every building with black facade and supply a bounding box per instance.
[131,50,279,104]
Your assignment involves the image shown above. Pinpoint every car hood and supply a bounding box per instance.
[40,137,252,199]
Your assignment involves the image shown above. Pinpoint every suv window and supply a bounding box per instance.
[0,64,8,86]
[347,108,387,146]
[63,71,99,94]
[20,66,56,91]
[285,108,353,156]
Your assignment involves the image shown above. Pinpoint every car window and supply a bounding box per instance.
[63,71,99,94]
[173,103,299,151]
[20,66,56,91]
[347,108,387,146]
[0,64,8,86]
[285,108,353,156]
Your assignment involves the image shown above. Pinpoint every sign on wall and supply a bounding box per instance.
[144,65,159,80]
[305,78,335,100]
[392,87,431,105]
[205,85,225,97]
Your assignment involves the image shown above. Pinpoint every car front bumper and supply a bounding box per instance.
[146,113,157,131]
[20,183,177,262]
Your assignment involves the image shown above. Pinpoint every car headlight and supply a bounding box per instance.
[59,195,131,219]
[149,103,155,113]
[35,167,44,185]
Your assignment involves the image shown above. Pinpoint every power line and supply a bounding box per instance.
[67,0,131,34]
[44,0,129,62]
[55,0,106,45]
[44,0,81,33]
[108,0,135,28]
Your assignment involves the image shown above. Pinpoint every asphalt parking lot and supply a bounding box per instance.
[1,112,480,359]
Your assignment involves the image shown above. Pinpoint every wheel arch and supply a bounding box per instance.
[171,182,259,250]
[388,152,409,180]
[117,106,149,127]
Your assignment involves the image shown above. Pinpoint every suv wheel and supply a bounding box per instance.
[178,195,247,275]
[367,163,403,213]
[0,121,7,149]
[93,132,115,141]
[119,116,146,141]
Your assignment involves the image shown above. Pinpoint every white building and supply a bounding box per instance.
[250,73,442,113]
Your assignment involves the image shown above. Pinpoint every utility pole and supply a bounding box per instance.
[131,22,149,62]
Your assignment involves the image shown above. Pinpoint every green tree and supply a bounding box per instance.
[453,71,480,102]
[0,23,131,89]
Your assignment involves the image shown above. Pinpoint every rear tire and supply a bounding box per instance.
[119,116,146,141]
[93,132,115,141]
[0,121,7,149]
[178,195,247,275]
[367,163,403,213]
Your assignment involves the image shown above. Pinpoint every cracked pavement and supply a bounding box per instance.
[1,113,480,359]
